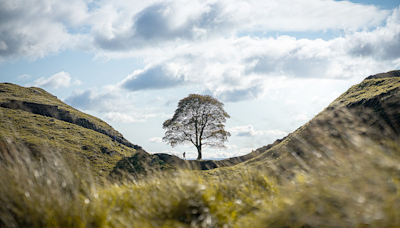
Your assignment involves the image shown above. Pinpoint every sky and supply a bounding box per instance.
[1,0,400,160]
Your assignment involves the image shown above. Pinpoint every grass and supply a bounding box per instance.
[2,74,400,227]
[0,83,138,180]
[0,107,136,181]
[0,143,276,227]
[330,77,400,108]
[241,76,400,171]
[0,83,118,137]
[1,130,400,227]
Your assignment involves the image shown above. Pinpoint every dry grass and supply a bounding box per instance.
[1,76,400,227]
[1,130,400,227]
[0,107,136,181]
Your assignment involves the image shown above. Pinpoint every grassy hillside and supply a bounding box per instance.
[1,71,400,227]
[0,83,140,180]
[0,83,116,135]
[237,71,400,175]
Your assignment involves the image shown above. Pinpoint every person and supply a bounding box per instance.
[183,152,186,160]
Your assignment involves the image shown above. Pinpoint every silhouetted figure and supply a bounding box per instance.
[183,152,186,160]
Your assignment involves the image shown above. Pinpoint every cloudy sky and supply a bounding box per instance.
[1,0,399,159]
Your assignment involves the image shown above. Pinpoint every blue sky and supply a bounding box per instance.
[1,0,399,159]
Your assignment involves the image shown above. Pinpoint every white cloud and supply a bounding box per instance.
[108,7,399,101]
[4,0,400,108]
[119,64,186,91]
[229,125,287,137]
[103,112,158,123]
[310,91,341,106]
[292,111,309,121]
[229,125,257,137]
[262,130,289,136]
[17,74,31,80]
[64,86,122,111]
[88,0,389,52]
[285,98,297,104]
[240,0,389,31]
[0,0,89,61]
[0,0,392,62]
[149,137,163,143]
[73,79,83,86]
[232,147,256,155]
[31,71,79,89]
[225,144,238,150]
[64,85,169,123]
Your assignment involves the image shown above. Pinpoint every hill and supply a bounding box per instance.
[0,83,144,180]
[229,70,400,178]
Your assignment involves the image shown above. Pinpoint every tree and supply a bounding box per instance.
[162,94,231,160]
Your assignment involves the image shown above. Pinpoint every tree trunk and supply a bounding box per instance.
[196,145,202,160]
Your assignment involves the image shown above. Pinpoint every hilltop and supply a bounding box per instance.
[0,83,144,180]
[228,70,400,177]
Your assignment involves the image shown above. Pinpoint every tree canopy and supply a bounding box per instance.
[162,94,231,160]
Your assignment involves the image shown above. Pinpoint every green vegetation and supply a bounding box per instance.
[0,83,137,180]
[0,83,118,136]
[1,133,400,227]
[2,71,400,227]
[330,77,400,108]
[0,108,135,181]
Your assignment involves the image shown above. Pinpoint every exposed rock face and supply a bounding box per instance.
[0,99,142,150]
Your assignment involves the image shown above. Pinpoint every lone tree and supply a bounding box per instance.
[163,94,231,160]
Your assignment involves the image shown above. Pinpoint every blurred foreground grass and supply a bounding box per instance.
[1,133,400,228]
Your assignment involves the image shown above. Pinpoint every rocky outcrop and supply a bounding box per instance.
[0,100,142,150]
[365,70,400,80]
